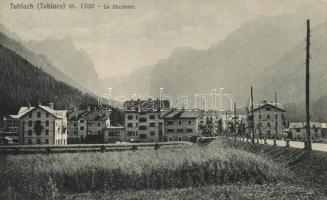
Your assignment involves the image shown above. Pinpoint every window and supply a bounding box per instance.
[74,130,77,134]
[98,130,100,134]
[139,134,147,139]
[127,123,133,128]
[127,115,133,120]
[28,139,32,144]
[187,129,193,133]
[266,107,271,111]
[168,129,174,133]
[88,122,93,127]
[139,126,147,130]
[45,129,49,135]
[177,129,183,133]
[46,121,49,126]
[139,118,147,122]
[28,121,33,127]
[168,121,173,125]
[45,139,49,144]
[188,121,192,125]
[98,122,101,127]
[37,112,41,118]
[149,115,155,119]
[80,126,85,131]
[37,139,41,144]
[35,120,42,135]
[178,137,182,141]
[267,115,270,120]
[46,113,49,118]
[149,123,155,127]
[80,119,84,123]
[74,122,77,127]
[127,132,134,136]
[267,122,271,128]
[150,131,155,136]
[28,113,32,118]
[28,130,32,136]
[179,120,182,125]
[296,128,301,132]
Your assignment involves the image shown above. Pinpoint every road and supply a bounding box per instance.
[234,137,327,152]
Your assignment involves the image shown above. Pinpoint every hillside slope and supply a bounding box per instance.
[0,44,97,116]
[27,37,103,95]
[0,29,91,95]
[149,11,326,109]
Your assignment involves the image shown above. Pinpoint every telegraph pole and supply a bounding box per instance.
[305,19,312,151]
[258,102,261,139]
[275,92,278,139]
[251,86,255,144]
[234,102,237,140]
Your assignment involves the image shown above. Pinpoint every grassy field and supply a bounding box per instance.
[60,183,321,200]
[226,139,327,195]
[0,140,297,200]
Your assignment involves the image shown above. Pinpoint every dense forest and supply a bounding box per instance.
[0,44,123,123]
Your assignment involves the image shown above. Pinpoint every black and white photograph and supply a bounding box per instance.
[0,0,327,199]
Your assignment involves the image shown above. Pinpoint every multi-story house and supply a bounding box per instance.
[0,116,20,145]
[67,107,110,143]
[103,126,125,143]
[248,100,287,139]
[123,99,170,142]
[289,122,323,140]
[10,103,67,145]
[198,110,221,135]
[162,109,200,141]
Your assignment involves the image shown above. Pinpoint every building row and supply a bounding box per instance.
[1,99,327,145]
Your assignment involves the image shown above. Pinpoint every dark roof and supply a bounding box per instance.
[252,103,286,112]
[68,110,109,121]
[123,99,170,113]
[162,109,200,119]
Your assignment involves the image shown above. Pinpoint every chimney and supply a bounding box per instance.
[87,106,91,111]
[49,102,54,109]
[27,102,31,109]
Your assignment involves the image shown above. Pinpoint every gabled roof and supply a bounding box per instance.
[68,110,110,121]
[124,99,170,112]
[10,105,65,119]
[162,109,200,119]
[252,103,286,112]
[289,122,323,128]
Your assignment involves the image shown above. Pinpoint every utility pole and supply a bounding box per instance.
[234,102,237,140]
[251,86,255,144]
[225,110,228,137]
[275,92,278,139]
[305,19,312,151]
[258,102,261,139]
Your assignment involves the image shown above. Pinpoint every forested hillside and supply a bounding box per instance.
[0,44,97,116]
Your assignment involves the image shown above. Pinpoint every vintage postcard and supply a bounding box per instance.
[0,0,326,199]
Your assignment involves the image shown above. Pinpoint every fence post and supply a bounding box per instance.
[286,139,290,147]
[273,139,277,146]
[264,138,267,144]
[101,145,105,153]
[132,146,138,151]
[256,138,259,144]
[46,147,51,154]
[154,143,160,150]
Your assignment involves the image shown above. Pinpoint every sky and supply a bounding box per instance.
[0,0,326,78]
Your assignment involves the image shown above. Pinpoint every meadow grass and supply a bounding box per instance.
[0,140,295,200]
